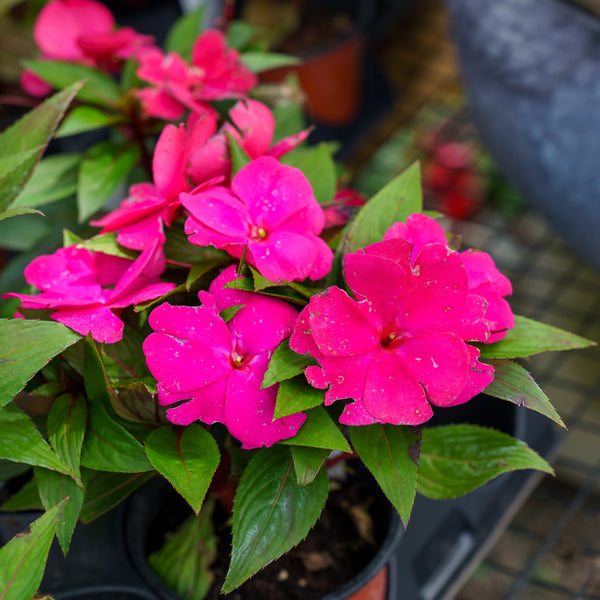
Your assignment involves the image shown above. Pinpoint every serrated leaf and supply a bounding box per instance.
[149,498,217,600]
[74,232,137,259]
[81,401,152,473]
[0,82,83,211]
[418,424,553,500]
[0,147,41,179]
[291,445,329,486]
[262,339,313,390]
[164,5,206,60]
[281,406,350,452]
[479,315,596,359]
[344,162,422,254]
[79,469,153,523]
[0,403,72,475]
[0,478,42,511]
[109,382,168,425]
[281,143,336,205]
[273,376,325,419]
[34,467,84,554]
[240,51,300,72]
[145,425,219,515]
[0,206,44,221]
[0,499,66,600]
[485,360,565,428]
[224,446,328,592]
[349,424,420,526]
[78,141,140,222]
[47,393,87,484]
[23,60,121,107]
[56,105,122,138]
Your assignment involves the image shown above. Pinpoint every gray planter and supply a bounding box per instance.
[445,0,600,271]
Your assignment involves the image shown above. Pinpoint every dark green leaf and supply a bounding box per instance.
[0,499,66,600]
[281,143,336,205]
[186,255,231,290]
[109,382,168,425]
[0,403,72,475]
[164,223,230,265]
[23,60,121,107]
[262,339,313,390]
[145,425,219,514]
[281,406,350,452]
[0,477,42,511]
[79,469,153,523]
[418,424,553,499]
[149,498,216,600]
[78,141,140,222]
[291,445,329,486]
[0,459,31,482]
[56,105,122,138]
[164,5,206,60]
[350,424,420,526]
[344,162,422,254]
[34,467,84,554]
[271,103,306,144]
[0,81,83,211]
[47,393,87,484]
[273,376,325,419]
[479,315,596,359]
[240,51,300,72]
[83,336,111,406]
[224,446,328,592]
[227,132,251,176]
[81,401,152,473]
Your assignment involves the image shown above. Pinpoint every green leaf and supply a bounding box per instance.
[271,103,306,144]
[479,315,596,359]
[224,446,328,592]
[418,424,553,500]
[0,478,42,511]
[23,60,121,107]
[34,467,85,554]
[291,445,329,486]
[10,153,80,209]
[0,459,31,483]
[281,143,336,205]
[0,499,66,600]
[273,376,325,419]
[349,424,420,526]
[0,82,83,211]
[83,337,111,406]
[164,5,206,60]
[0,147,42,179]
[226,20,258,51]
[240,51,300,72]
[164,223,230,265]
[56,105,122,138]
[262,339,313,390]
[227,132,251,176]
[186,255,231,290]
[73,232,137,259]
[344,162,422,254]
[81,400,152,473]
[0,206,44,221]
[47,393,87,484]
[145,425,219,515]
[484,360,565,428]
[108,382,168,425]
[149,498,217,600]
[79,470,153,523]
[281,406,351,452]
[78,141,140,222]
[0,404,72,475]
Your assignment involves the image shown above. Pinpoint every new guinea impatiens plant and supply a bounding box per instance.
[0,1,595,599]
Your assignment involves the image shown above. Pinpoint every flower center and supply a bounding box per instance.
[230,349,248,369]
[380,332,398,348]
[249,225,268,241]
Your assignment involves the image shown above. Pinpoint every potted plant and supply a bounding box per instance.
[0,2,595,599]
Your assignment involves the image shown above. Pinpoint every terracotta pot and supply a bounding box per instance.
[261,0,374,126]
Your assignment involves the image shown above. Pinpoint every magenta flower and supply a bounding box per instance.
[385,213,514,341]
[182,156,333,282]
[22,0,153,97]
[142,266,305,448]
[3,241,175,344]
[136,30,257,120]
[290,237,494,426]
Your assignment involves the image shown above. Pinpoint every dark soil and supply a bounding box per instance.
[145,469,390,600]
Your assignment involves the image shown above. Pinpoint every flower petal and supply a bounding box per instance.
[162,377,228,426]
[52,305,123,343]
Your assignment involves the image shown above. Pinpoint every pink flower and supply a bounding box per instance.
[290,237,494,426]
[323,188,367,228]
[136,29,257,119]
[3,241,175,343]
[182,156,333,282]
[22,0,153,97]
[385,213,514,341]
[142,266,305,448]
